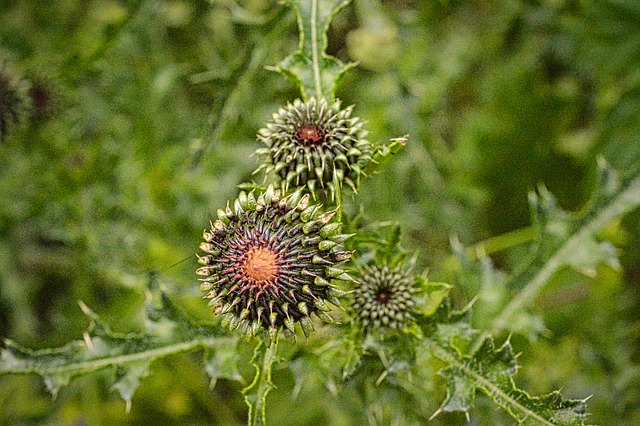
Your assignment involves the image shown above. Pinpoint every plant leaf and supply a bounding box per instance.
[362,136,408,176]
[342,328,365,380]
[426,331,588,425]
[203,339,243,389]
[0,293,237,406]
[473,161,640,336]
[112,360,152,413]
[272,0,354,100]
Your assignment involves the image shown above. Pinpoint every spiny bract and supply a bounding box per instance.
[254,97,373,198]
[0,61,30,140]
[351,263,418,331]
[197,185,354,343]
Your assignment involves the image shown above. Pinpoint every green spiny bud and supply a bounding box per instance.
[255,97,374,199]
[350,264,420,332]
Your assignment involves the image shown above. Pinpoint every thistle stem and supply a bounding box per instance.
[464,226,535,260]
[244,338,279,426]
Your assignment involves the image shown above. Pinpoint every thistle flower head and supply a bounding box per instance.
[0,61,30,140]
[351,263,418,331]
[197,185,354,343]
[255,98,373,198]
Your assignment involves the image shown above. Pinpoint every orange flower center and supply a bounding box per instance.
[241,246,280,284]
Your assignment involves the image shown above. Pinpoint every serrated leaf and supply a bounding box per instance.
[204,337,243,388]
[362,136,408,177]
[112,361,151,413]
[43,371,73,399]
[0,292,235,404]
[421,280,452,317]
[273,0,354,100]
[342,328,365,380]
[427,336,588,425]
[452,243,550,341]
[468,162,640,335]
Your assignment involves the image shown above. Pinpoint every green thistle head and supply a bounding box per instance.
[351,263,419,331]
[0,62,30,140]
[254,98,373,198]
[197,185,354,343]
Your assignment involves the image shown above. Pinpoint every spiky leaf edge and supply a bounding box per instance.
[425,334,588,425]
[468,160,640,341]
[242,339,279,426]
[0,292,240,409]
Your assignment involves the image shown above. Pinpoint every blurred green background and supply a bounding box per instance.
[1,0,639,424]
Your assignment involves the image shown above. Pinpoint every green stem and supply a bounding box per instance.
[464,226,536,260]
[244,339,278,426]
[310,0,323,100]
[0,336,234,376]
[493,172,640,332]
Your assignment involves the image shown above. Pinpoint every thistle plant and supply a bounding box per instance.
[4,1,640,425]
[254,97,372,198]
[196,186,352,342]
[350,263,419,331]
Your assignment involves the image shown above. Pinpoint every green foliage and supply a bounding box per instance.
[468,161,640,340]
[1,0,640,425]
[273,0,354,101]
[0,287,239,412]
[426,317,587,425]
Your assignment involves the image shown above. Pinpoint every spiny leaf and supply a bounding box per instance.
[419,279,452,317]
[453,247,548,341]
[426,332,588,425]
[112,361,152,413]
[272,0,355,100]
[243,339,279,426]
[494,162,639,328]
[203,338,243,389]
[0,293,235,406]
[467,161,640,336]
[362,136,408,177]
[342,327,365,380]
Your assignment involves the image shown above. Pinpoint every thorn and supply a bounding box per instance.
[77,300,92,317]
[209,377,218,390]
[429,408,442,421]
[375,369,389,386]
[83,331,94,351]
